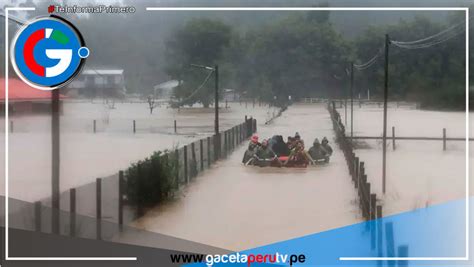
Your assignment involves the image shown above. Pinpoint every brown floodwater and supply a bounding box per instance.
[133,104,361,251]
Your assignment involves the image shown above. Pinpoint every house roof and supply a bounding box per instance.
[81,69,124,75]
[0,78,66,101]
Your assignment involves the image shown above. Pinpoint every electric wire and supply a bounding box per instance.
[178,69,214,105]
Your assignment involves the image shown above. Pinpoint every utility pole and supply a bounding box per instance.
[52,89,60,234]
[344,90,347,126]
[190,63,220,158]
[350,62,354,139]
[382,34,390,194]
[214,65,220,158]
[2,13,60,233]
[214,65,219,135]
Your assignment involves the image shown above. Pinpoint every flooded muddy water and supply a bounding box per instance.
[337,104,473,216]
[134,104,360,251]
[0,101,279,202]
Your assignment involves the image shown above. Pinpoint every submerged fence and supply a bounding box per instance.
[328,101,382,221]
[302,98,419,109]
[5,117,257,243]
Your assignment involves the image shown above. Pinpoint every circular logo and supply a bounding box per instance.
[11,16,88,90]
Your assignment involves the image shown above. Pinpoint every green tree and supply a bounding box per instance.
[234,12,350,101]
[353,15,466,109]
[165,18,232,107]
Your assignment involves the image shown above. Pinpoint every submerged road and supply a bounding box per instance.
[133,103,360,251]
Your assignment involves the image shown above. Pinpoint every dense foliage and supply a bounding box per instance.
[165,12,470,109]
[125,150,178,210]
[165,18,232,107]
[353,15,471,110]
[1,1,472,109]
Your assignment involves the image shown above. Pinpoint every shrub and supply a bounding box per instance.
[125,150,178,210]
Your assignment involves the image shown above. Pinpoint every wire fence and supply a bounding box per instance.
[4,117,258,245]
[301,98,419,109]
[328,101,383,221]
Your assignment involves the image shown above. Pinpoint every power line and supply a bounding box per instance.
[391,17,470,49]
[354,48,383,70]
[178,69,214,105]
[392,26,465,49]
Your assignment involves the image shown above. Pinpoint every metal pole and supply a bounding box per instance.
[382,34,390,194]
[52,89,60,234]
[350,62,354,139]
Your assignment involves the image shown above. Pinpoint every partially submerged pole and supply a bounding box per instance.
[382,34,390,194]
[214,65,220,159]
[443,128,447,151]
[350,62,354,139]
[52,89,60,234]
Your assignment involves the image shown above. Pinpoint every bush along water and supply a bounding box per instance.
[125,150,178,216]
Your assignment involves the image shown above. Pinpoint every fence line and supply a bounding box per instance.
[7,105,295,244]
[302,98,419,109]
[328,101,382,221]
[12,117,257,242]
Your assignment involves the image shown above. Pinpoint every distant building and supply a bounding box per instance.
[67,68,126,98]
[0,78,65,115]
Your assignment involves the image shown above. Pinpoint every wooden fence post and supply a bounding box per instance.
[240,124,243,142]
[174,120,177,134]
[350,152,355,175]
[377,205,383,265]
[370,194,376,220]
[191,142,197,178]
[175,149,179,188]
[232,127,236,150]
[183,145,188,183]
[133,120,136,134]
[200,139,204,171]
[377,205,382,219]
[96,178,102,240]
[70,188,76,236]
[371,194,376,250]
[118,171,124,227]
[93,119,96,133]
[357,162,364,189]
[214,134,219,160]
[392,126,396,150]
[443,128,446,151]
[354,157,359,184]
[386,222,395,257]
[207,137,211,167]
[224,131,228,157]
[365,182,371,220]
[34,201,41,232]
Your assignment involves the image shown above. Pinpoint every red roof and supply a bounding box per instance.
[0,78,66,101]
